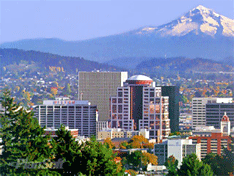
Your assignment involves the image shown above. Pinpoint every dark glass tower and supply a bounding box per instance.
[160,86,179,132]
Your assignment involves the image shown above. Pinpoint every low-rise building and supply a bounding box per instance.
[97,128,149,140]
[96,120,108,135]
[154,137,201,166]
[44,127,78,138]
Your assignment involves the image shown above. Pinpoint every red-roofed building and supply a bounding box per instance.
[44,127,78,138]
[189,112,232,158]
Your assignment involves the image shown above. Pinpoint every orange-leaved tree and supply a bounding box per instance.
[129,135,149,148]
[142,152,158,166]
[103,137,115,149]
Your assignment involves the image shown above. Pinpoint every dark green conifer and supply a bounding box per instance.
[0,89,57,175]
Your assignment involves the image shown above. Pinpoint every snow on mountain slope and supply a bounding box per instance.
[134,5,234,37]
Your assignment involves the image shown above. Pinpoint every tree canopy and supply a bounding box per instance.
[165,154,213,176]
[0,90,124,175]
[0,89,56,175]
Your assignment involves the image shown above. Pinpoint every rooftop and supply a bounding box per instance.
[221,112,230,122]
[127,75,152,81]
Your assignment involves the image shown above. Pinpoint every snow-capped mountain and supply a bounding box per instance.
[132,5,234,37]
[1,5,233,62]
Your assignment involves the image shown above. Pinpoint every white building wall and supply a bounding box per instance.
[34,100,97,137]
[168,139,184,166]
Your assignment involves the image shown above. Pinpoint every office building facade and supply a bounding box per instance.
[206,103,234,129]
[154,138,201,166]
[96,120,108,135]
[34,98,98,137]
[192,97,232,128]
[78,71,128,121]
[110,75,170,141]
[160,86,180,132]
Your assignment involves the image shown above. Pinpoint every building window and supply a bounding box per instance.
[118,105,122,113]
[118,92,123,97]
[112,105,117,113]
[112,98,116,103]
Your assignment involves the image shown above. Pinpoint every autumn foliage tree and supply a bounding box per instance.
[126,151,158,170]
[129,135,151,149]
[119,141,131,149]
[103,137,115,149]
[142,152,158,166]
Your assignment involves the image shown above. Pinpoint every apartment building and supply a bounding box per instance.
[78,71,128,121]
[110,75,170,141]
[34,98,98,137]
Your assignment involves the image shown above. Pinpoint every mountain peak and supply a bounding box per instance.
[189,5,219,18]
[134,5,234,37]
[194,5,210,11]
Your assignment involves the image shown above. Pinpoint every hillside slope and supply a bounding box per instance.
[0,48,123,76]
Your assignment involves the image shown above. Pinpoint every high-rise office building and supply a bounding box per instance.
[206,103,234,129]
[78,71,128,121]
[160,86,179,132]
[110,75,170,141]
[192,97,232,128]
[34,98,98,137]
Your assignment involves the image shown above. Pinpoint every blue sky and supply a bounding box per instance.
[0,0,233,43]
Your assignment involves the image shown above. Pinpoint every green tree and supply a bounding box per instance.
[0,89,56,175]
[126,151,142,170]
[222,136,234,175]
[52,127,123,175]
[164,155,178,176]
[178,153,213,176]
[120,141,131,149]
[78,138,124,175]
[51,125,82,175]
[202,153,226,175]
